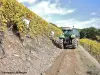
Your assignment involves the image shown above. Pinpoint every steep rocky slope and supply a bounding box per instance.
[0,0,62,75]
[0,31,62,75]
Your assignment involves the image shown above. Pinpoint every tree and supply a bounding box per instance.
[80,27,98,40]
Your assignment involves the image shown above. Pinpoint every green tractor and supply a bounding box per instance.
[59,27,80,49]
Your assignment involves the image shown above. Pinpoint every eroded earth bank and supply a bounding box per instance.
[0,31,100,75]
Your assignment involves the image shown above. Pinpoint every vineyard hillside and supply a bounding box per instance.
[80,39,100,62]
[0,0,62,37]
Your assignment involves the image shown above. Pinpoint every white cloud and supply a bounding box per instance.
[17,0,100,29]
[91,12,97,16]
[17,0,36,4]
[17,0,75,22]
[29,1,75,15]
[55,18,100,29]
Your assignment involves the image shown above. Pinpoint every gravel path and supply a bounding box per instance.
[45,46,100,75]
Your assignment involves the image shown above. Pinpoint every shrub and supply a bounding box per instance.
[80,39,100,62]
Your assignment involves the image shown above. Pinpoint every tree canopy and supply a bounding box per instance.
[80,27,100,41]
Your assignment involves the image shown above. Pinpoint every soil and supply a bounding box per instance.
[0,31,100,75]
[44,46,100,75]
[0,31,62,75]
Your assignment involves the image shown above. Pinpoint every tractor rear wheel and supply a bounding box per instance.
[59,39,63,49]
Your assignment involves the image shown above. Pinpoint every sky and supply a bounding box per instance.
[17,0,100,29]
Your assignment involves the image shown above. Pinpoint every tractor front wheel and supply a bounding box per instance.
[72,39,78,49]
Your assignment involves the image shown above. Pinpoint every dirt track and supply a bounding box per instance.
[45,46,100,75]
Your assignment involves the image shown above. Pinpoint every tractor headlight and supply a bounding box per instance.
[71,34,75,38]
[59,34,65,39]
